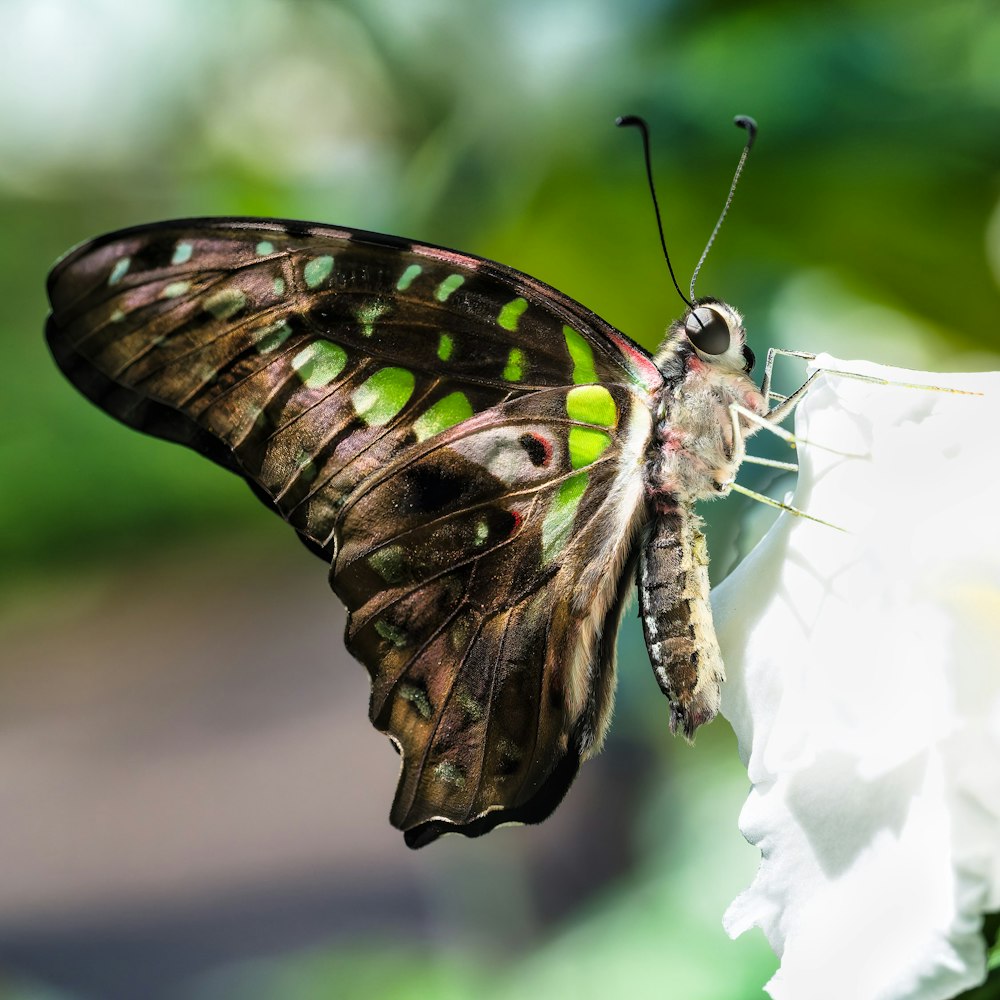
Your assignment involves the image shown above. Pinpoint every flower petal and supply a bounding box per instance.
[713,356,1000,1000]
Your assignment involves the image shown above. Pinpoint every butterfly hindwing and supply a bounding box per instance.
[336,384,652,843]
[45,217,661,844]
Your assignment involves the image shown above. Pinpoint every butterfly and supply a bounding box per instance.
[44,124,790,847]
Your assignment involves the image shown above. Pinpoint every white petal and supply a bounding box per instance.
[713,356,1000,1000]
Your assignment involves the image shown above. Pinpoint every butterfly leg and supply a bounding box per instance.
[730,345,834,454]
[730,401,813,449]
[759,348,817,412]
[727,400,848,531]
[742,454,798,472]
[760,347,982,406]
[727,348,975,532]
[727,480,847,531]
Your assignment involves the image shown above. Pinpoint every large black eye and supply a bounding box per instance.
[684,307,731,355]
[742,345,756,373]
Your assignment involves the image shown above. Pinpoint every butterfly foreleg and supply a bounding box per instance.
[759,347,982,410]
[759,348,819,413]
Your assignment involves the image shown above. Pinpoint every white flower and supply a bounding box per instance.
[712,355,1000,1000]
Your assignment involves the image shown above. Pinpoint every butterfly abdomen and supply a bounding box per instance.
[637,502,725,738]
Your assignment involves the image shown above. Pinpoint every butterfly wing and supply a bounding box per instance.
[46,218,662,845]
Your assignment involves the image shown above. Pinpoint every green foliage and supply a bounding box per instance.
[954,911,1000,1000]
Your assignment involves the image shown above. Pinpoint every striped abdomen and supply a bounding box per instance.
[638,502,725,738]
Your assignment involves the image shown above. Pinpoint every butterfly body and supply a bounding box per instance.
[631,303,763,734]
[45,217,761,846]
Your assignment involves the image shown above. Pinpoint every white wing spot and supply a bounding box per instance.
[171,242,193,265]
[108,257,130,285]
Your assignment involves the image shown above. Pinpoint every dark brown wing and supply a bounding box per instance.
[45,217,660,844]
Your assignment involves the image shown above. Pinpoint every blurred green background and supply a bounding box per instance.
[1,0,998,998]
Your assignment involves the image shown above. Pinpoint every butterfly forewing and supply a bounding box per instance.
[46,217,661,845]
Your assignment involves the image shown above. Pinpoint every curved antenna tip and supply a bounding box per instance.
[733,115,758,148]
[689,113,759,299]
[615,112,692,311]
[615,114,645,130]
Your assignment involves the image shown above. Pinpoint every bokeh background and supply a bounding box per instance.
[2,1,999,997]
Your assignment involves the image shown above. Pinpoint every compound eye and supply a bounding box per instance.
[685,307,731,355]
[742,345,756,373]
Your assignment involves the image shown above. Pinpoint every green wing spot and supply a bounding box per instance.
[273,276,286,296]
[437,332,454,362]
[375,620,409,648]
[294,446,318,484]
[292,341,347,388]
[108,257,130,286]
[497,296,528,331]
[368,545,407,585]
[566,385,617,427]
[541,472,589,563]
[110,308,125,323]
[564,326,597,384]
[253,320,293,354]
[242,405,264,432]
[357,300,389,337]
[304,255,334,288]
[474,519,488,546]
[503,347,525,382]
[255,240,274,256]
[433,761,467,789]
[351,367,415,426]
[568,427,612,469]
[161,280,191,299]
[399,682,432,720]
[204,288,247,319]
[397,263,422,291]
[456,689,484,721]
[413,391,473,442]
[171,241,193,265]
[435,274,465,302]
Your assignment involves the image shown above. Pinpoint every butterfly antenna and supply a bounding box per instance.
[689,115,757,300]
[616,115,694,312]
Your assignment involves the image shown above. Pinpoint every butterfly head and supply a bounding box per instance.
[655,297,755,379]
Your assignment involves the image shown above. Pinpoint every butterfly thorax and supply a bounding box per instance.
[645,304,765,505]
